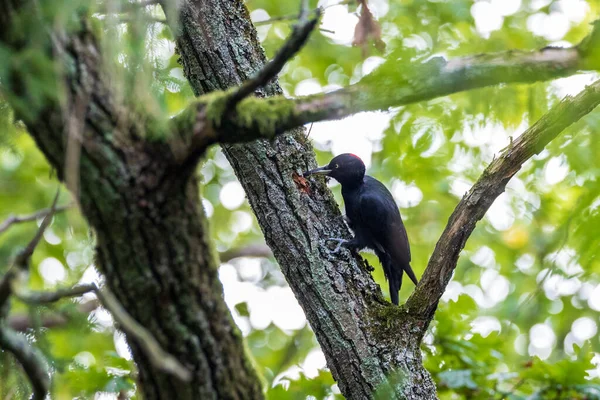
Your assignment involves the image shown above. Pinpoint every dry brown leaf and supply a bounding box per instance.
[353,0,386,58]
[293,172,312,195]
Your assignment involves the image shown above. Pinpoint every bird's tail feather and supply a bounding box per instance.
[377,251,403,305]
[377,250,418,305]
[404,264,419,287]
[388,269,402,305]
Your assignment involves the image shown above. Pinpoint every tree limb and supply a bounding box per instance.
[0,326,50,400]
[11,281,192,381]
[14,284,96,304]
[172,21,600,155]
[406,78,600,320]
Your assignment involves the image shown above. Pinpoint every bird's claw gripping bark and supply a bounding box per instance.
[324,238,348,254]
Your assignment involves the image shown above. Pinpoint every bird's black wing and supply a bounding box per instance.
[357,180,417,286]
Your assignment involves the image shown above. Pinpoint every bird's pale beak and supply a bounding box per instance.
[303,166,332,177]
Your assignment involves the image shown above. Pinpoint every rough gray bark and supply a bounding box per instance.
[164,0,437,398]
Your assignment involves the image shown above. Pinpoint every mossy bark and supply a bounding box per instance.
[0,1,263,399]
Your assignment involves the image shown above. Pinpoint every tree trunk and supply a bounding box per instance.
[166,0,437,398]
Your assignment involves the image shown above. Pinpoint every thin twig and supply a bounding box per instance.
[306,122,314,139]
[14,189,61,270]
[14,284,97,305]
[226,1,320,111]
[0,203,72,235]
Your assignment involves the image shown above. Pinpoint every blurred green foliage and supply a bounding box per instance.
[1,0,600,399]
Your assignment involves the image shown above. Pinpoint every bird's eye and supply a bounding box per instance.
[335,164,339,169]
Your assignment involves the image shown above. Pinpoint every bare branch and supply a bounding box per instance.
[0,326,50,399]
[15,284,96,305]
[406,79,600,320]
[0,203,72,235]
[219,244,273,263]
[94,284,192,381]
[226,2,320,111]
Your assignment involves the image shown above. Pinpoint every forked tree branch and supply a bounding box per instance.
[0,190,61,309]
[406,79,600,320]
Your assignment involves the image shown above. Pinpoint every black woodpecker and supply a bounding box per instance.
[303,153,418,305]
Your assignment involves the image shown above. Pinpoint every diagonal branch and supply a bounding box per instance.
[406,79,600,321]
[14,189,61,269]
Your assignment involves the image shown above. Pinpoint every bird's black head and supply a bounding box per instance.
[303,153,366,187]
